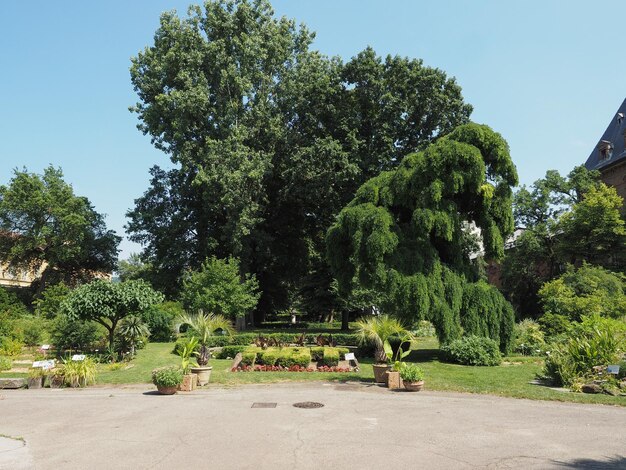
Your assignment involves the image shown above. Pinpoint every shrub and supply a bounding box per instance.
[63,357,97,387]
[257,348,281,366]
[33,283,70,319]
[543,315,626,386]
[513,319,545,356]
[537,313,571,339]
[441,336,502,366]
[51,315,104,351]
[152,366,183,387]
[216,345,248,359]
[241,351,257,366]
[310,347,324,361]
[399,364,424,382]
[276,348,311,368]
[0,356,11,371]
[19,316,52,346]
[321,348,340,366]
[539,265,626,321]
[0,337,23,357]
[141,302,182,342]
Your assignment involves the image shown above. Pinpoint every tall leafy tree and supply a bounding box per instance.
[64,279,164,350]
[327,123,518,351]
[128,0,473,322]
[0,166,120,296]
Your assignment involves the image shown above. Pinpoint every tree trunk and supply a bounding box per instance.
[341,310,349,331]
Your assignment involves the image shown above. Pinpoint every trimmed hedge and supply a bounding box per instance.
[276,348,311,368]
[201,332,360,348]
[241,351,258,366]
[216,345,248,359]
[322,348,340,366]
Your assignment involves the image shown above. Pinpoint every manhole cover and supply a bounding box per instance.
[293,401,324,409]
[251,402,277,408]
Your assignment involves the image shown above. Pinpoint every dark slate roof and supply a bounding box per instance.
[584,98,626,172]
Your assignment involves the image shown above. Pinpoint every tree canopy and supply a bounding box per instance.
[127,0,473,321]
[0,166,120,295]
[327,123,518,350]
[501,166,625,318]
[64,279,164,349]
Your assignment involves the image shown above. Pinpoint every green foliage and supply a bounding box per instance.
[258,349,280,366]
[64,279,164,349]
[399,363,425,382]
[181,257,259,319]
[33,283,70,319]
[544,315,626,386]
[460,281,515,354]
[320,348,340,367]
[0,166,120,293]
[328,124,517,351]
[118,315,151,355]
[513,319,545,356]
[354,315,414,363]
[441,336,502,366]
[0,337,23,357]
[176,312,234,365]
[215,345,248,359]
[537,313,571,340]
[51,315,104,352]
[16,315,51,346]
[539,265,626,321]
[62,357,97,387]
[0,356,12,371]
[276,348,311,368]
[140,301,183,342]
[151,366,183,387]
[177,336,199,374]
[128,0,473,320]
[241,351,258,366]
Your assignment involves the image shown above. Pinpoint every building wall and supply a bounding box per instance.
[600,160,626,205]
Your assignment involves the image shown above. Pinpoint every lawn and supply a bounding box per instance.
[3,339,624,406]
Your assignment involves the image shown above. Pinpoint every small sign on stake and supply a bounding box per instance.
[607,365,620,375]
[72,354,86,361]
[344,353,355,361]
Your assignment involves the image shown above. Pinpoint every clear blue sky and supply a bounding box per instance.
[1,1,625,259]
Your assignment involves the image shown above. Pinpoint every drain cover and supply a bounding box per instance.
[251,402,277,408]
[293,401,324,409]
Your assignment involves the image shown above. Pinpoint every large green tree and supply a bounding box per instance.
[501,166,625,318]
[327,123,518,351]
[0,166,120,296]
[64,279,164,350]
[128,0,473,322]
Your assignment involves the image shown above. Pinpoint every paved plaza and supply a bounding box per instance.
[1,382,625,469]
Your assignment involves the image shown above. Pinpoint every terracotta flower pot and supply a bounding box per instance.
[403,380,424,392]
[372,364,392,384]
[191,366,212,386]
[178,374,197,392]
[156,385,177,395]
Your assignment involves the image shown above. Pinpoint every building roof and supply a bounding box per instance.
[584,98,626,172]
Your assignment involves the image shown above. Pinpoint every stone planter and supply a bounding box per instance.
[372,364,392,384]
[156,385,178,395]
[191,366,212,386]
[386,371,403,390]
[50,375,64,388]
[403,380,425,392]
[178,373,197,392]
[27,377,43,389]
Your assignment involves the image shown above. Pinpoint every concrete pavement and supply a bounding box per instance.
[1,382,625,469]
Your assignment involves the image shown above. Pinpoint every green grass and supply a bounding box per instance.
[5,339,624,406]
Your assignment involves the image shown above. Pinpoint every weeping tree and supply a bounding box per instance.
[327,123,518,352]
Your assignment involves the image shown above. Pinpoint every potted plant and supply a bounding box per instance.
[152,366,183,395]
[387,342,412,390]
[27,367,46,389]
[176,312,234,386]
[399,363,425,391]
[177,336,199,391]
[355,315,414,384]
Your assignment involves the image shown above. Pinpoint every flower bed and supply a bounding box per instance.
[233,364,352,373]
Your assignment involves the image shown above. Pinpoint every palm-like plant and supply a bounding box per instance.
[118,315,151,356]
[354,315,413,364]
[176,313,235,366]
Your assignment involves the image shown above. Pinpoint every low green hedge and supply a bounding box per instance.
[258,349,281,366]
[241,351,258,366]
[276,348,311,368]
[322,348,340,366]
[200,332,360,348]
[216,345,248,359]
